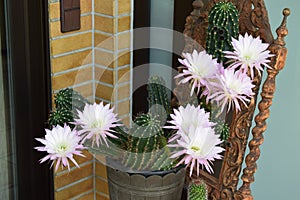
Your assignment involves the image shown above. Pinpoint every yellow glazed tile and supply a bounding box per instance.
[118,100,130,116]
[54,163,93,189]
[49,2,60,20]
[118,66,130,83]
[51,32,92,55]
[117,84,130,100]
[94,32,116,51]
[96,177,109,195]
[117,51,130,66]
[94,67,114,85]
[118,32,131,50]
[76,192,94,200]
[50,15,92,38]
[121,115,131,127]
[55,178,93,200]
[118,16,131,32]
[52,66,93,91]
[73,83,93,98]
[51,49,92,74]
[118,0,131,15]
[95,161,108,179]
[95,83,114,101]
[94,49,116,68]
[95,0,115,16]
[54,150,93,174]
[96,193,109,200]
[95,15,115,34]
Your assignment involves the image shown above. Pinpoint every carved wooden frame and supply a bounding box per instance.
[181,0,290,199]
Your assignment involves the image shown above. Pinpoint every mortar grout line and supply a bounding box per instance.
[50,12,92,22]
[70,190,94,200]
[95,81,114,88]
[51,47,93,58]
[54,160,94,176]
[130,0,134,126]
[52,64,92,76]
[52,80,94,93]
[114,0,119,113]
[92,0,96,197]
[92,0,96,104]
[95,191,110,199]
[55,175,94,192]
[50,30,92,40]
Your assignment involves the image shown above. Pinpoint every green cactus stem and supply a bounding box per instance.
[48,88,89,128]
[206,2,239,63]
[48,108,74,127]
[188,180,208,200]
[122,113,167,171]
[213,119,230,141]
[54,88,89,112]
[147,76,171,125]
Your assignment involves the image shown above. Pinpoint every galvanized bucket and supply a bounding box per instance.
[107,165,186,200]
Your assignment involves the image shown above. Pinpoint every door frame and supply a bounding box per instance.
[3,0,53,199]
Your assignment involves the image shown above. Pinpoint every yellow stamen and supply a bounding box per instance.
[191,146,201,152]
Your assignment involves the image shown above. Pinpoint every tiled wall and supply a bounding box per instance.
[48,0,132,199]
[94,0,132,126]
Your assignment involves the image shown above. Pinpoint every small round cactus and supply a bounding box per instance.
[188,180,208,200]
[48,108,74,127]
[206,2,239,63]
[54,88,88,111]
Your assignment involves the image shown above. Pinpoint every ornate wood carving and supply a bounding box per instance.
[181,1,290,199]
[238,8,290,200]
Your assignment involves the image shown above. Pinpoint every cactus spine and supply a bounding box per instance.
[206,2,239,63]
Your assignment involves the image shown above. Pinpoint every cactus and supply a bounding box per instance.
[188,180,208,200]
[118,76,177,171]
[54,88,89,112]
[213,119,230,141]
[147,76,171,124]
[87,76,176,171]
[48,108,74,127]
[206,2,239,63]
[122,113,169,171]
[48,88,89,128]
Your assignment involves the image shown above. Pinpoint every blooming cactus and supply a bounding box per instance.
[74,102,121,147]
[35,125,85,171]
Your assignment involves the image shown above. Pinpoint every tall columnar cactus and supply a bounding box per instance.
[120,76,176,171]
[147,76,171,124]
[122,113,168,171]
[206,2,239,63]
[90,76,176,171]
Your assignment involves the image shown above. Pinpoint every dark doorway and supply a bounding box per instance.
[1,0,53,199]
